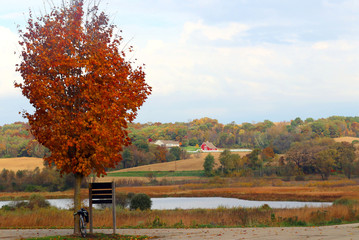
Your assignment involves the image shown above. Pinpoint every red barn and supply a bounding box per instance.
[201,141,218,151]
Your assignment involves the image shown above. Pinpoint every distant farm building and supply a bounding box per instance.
[154,140,180,148]
[201,141,218,151]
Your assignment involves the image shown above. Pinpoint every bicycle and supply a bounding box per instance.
[74,208,89,237]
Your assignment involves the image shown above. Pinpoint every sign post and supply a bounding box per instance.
[89,182,116,234]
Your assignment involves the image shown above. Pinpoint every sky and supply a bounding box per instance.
[1,0,359,126]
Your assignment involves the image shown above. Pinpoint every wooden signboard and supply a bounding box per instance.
[89,182,116,234]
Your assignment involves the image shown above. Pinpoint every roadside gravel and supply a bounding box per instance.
[1,224,359,240]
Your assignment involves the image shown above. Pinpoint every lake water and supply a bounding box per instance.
[0,197,331,210]
[151,197,331,209]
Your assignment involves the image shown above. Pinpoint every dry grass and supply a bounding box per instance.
[112,152,249,173]
[305,179,358,188]
[0,190,75,201]
[334,137,359,143]
[0,208,74,228]
[2,204,359,229]
[0,157,44,171]
[99,176,202,183]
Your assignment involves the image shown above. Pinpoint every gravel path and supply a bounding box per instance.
[1,224,359,240]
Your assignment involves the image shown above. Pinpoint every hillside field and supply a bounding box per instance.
[99,151,251,182]
[0,151,251,175]
[334,136,359,143]
[0,157,44,171]
[111,151,250,173]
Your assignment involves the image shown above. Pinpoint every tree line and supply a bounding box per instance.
[0,167,76,192]
[117,145,189,170]
[1,116,359,172]
[0,122,48,158]
[203,138,358,180]
[128,116,359,152]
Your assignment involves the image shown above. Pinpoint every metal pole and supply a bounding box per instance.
[112,181,116,234]
[89,183,93,234]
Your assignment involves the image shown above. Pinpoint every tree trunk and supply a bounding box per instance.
[74,173,83,235]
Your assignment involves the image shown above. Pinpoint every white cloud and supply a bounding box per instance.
[180,20,250,43]
[140,22,359,109]
[312,41,330,50]
[0,12,23,20]
[323,0,359,12]
[0,26,22,98]
[2,0,359,124]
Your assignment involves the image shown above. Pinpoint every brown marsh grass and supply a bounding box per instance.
[0,190,76,201]
[1,204,359,229]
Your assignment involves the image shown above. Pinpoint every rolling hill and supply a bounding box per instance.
[0,157,44,171]
[111,151,250,173]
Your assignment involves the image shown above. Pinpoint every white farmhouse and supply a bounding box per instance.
[154,140,180,148]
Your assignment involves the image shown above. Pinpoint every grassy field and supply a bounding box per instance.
[111,152,249,173]
[0,157,44,171]
[181,146,201,151]
[102,152,251,183]
[334,136,359,143]
[0,152,249,173]
[2,203,359,229]
[107,170,204,178]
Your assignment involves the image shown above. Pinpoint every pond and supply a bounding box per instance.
[0,197,331,210]
[151,197,331,210]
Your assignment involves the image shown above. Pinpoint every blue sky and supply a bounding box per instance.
[1,0,359,125]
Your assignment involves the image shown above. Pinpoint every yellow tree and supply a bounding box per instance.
[15,0,151,234]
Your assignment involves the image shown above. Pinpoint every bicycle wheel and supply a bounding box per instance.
[79,216,86,237]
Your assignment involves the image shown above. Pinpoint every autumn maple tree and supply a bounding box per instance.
[15,0,151,233]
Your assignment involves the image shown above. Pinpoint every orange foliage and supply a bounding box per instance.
[155,146,167,163]
[262,147,275,159]
[15,0,151,177]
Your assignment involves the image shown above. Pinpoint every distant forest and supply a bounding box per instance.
[127,116,359,151]
[1,116,359,170]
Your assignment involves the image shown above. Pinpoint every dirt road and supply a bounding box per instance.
[1,224,359,240]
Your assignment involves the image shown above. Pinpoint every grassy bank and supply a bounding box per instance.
[1,203,359,229]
